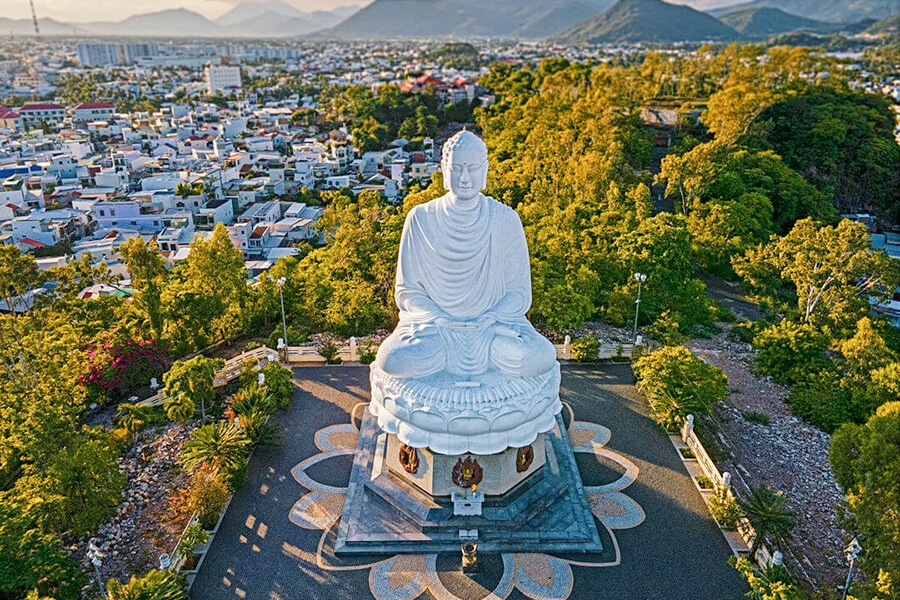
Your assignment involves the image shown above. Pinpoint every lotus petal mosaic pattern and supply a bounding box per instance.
[289,405,644,600]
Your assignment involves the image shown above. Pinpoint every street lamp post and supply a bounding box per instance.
[633,273,647,344]
[277,277,288,354]
[841,538,862,600]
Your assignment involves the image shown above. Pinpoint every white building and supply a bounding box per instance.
[205,65,242,95]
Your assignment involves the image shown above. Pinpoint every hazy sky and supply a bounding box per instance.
[1,0,369,23]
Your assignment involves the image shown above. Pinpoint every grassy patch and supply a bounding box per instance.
[742,411,771,426]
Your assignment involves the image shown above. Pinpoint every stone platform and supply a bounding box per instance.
[334,411,601,555]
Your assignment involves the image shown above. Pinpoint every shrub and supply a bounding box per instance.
[358,341,377,365]
[176,523,209,562]
[238,359,258,389]
[679,447,695,459]
[708,485,741,530]
[732,558,806,600]
[79,336,169,403]
[753,321,829,386]
[727,321,756,344]
[645,311,687,346]
[696,474,714,490]
[711,302,737,323]
[261,362,294,410]
[571,336,600,362]
[634,346,727,429]
[743,411,771,426]
[318,340,342,364]
[187,469,229,530]
[230,384,275,418]
[106,569,187,600]
[787,369,866,433]
[244,341,262,352]
[237,412,278,447]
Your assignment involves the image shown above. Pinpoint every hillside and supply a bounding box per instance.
[556,0,738,44]
[85,9,224,37]
[863,14,900,36]
[708,0,896,23]
[318,0,598,39]
[216,0,305,26]
[719,7,827,36]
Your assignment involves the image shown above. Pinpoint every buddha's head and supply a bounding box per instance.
[441,130,488,202]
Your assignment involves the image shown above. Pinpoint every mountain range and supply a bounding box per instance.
[0,2,363,39]
[708,0,897,23]
[3,0,896,41]
[556,0,737,44]
[315,0,599,40]
[717,7,829,37]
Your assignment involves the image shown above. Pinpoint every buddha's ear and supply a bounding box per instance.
[478,160,488,191]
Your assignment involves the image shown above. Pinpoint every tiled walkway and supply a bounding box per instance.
[190,365,747,600]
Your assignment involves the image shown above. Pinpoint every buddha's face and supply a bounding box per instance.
[444,146,486,202]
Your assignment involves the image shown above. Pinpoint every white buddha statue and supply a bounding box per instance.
[370,131,561,455]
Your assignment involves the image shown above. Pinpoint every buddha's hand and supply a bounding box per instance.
[474,315,496,331]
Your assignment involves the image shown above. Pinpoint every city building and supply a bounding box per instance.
[205,64,242,94]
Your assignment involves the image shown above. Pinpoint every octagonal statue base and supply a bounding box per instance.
[386,434,545,497]
[334,411,602,555]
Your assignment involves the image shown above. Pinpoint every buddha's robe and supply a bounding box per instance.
[375,193,556,379]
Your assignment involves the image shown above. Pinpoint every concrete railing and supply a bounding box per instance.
[680,415,775,569]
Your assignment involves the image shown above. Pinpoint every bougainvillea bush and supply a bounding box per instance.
[79,334,169,403]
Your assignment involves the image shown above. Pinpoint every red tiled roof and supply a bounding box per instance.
[411,151,426,163]
[20,237,45,248]
[19,103,64,111]
[75,102,115,110]
[0,106,20,118]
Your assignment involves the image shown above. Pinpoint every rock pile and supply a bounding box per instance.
[688,332,847,589]
[79,422,196,590]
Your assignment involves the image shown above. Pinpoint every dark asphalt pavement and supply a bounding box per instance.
[189,364,748,600]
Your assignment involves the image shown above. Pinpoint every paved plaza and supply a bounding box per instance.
[190,364,748,600]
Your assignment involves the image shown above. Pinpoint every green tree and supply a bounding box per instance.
[829,402,900,598]
[633,345,727,429]
[163,356,224,421]
[734,218,900,333]
[10,432,125,537]
[752,320,830,386]
[106,570,187,600]
[180,421,250,476]
[117,402,152,441]
[0,499,84,600]
[119,237,167,341]
[0,245,41,315]
[739,485,797,559]
[750,86,900,220]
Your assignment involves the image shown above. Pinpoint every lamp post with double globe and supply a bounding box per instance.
[633,272,647,344]
[277,277,288,358]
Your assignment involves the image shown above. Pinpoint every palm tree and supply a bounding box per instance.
[106,569,187,600]
[230,384,275,418]
[164,393,195,423]
[739,485,797,559]
[180,421,250,475]
[117,402,151,440]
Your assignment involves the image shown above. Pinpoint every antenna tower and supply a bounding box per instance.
[29,0,41,42]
